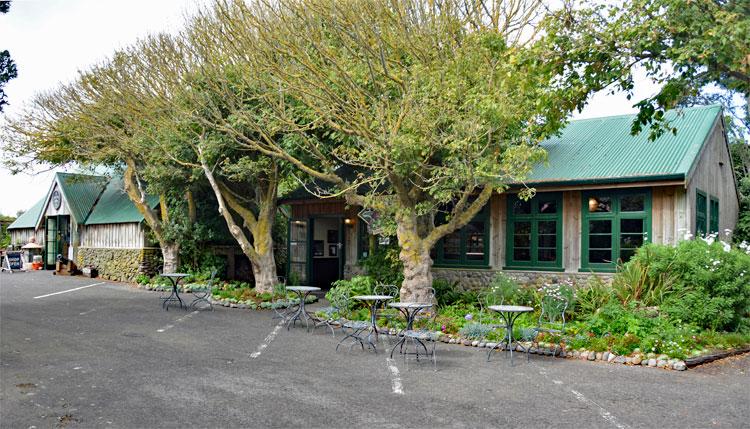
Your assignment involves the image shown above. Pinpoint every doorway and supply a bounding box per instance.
[45,215,70,270]
[288,216,345,289]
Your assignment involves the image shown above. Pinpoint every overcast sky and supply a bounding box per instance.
[0,0,660,217]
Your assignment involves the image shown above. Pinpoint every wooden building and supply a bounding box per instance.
[282,105,740,288]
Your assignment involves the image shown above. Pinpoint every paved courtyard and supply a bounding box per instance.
[1,272,748,428]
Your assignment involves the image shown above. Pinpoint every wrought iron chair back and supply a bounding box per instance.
[538,294,569,334]
[189,269,217,310]
[271,277,292,320]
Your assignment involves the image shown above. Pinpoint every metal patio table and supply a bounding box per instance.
[285,286,321,331]
[352,294,393,352]
[487,305,533,365]
[160,273,191,311]
[388,302,433,358]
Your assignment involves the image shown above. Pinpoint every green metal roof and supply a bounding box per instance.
[85,176,159,225]
[524,104,722,185]
[55,172,108,223]
[6,197,46,230]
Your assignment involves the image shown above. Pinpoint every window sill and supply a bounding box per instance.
[432,265,491,270]
[503,266,565,272]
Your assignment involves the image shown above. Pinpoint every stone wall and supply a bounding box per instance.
[77,247,162,282]
[432,268,612,291]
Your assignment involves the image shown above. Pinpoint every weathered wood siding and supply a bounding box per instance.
[290,201,347,218]
[490,193,505,269]
[651,185,687,246]
[685,119,740,238]
[9,228,44,247]
[562,191,582,272]
[80,223,146,249]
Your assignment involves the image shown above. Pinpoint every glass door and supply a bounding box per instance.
[288,219,308,285]
[45,217,58,269]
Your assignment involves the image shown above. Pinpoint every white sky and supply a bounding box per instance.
[0,0,661,217]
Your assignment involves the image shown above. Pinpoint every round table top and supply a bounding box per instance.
[388,302,432,309]
[286,286,321,292]
[160,273,190,278]
[489,305,534,313]
[352,295,393,301]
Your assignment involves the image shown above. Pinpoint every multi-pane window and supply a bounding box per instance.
[582,190,651,270]
[709,196,719,235]
[695,190,707,237]
[505,193,562,269]
[432,205,489,267]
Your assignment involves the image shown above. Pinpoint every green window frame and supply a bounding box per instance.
[709,196,719,235]
[695,189,707,237]
[432,205,490,267]
[581,189,651,272]
[357,220,375,261]
[505,192,563,270]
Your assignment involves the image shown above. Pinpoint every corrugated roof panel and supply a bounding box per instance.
[525,105,721,184]
[6,197,46,230]
[85,176,159,225]
[55,172,108,223]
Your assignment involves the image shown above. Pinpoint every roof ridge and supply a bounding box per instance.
[569,104,721,124]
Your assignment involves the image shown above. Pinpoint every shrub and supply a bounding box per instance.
[629,239,750,330]
[325,275,375,304]
[612,253,676,307]
[575,275,611,317]
[360,243,404,286]
[433,278,462,307]
[458,322,495,340]
[487,272,519,304]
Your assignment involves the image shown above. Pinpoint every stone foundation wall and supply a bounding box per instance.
[431,268,611,290]
[77,247,162,282]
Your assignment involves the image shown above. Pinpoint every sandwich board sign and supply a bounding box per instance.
[1,251,23,273]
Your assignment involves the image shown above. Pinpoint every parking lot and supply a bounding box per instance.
[1,271,748,428]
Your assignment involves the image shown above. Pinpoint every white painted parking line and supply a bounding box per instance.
[386,358,404,395]
[250,321,284,359]
[79,308,97,316]
[156,310,199,333]
[570,389,630,429]
[33,282,105,299]
[533,363,629,429]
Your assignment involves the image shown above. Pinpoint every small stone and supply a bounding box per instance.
[673,361,687,371]
[580,351,588,360]
[471,341,479,347]
[647,359,657,367]
[587,352,596,361]
[647,352,656,359]
[602,352,610,361]
[478,342,486,348]
[595,352,603,360]
[614,356,626,364]
[656,360,668,368]
[641,360,649,366]
[516,345,524,352]
[486,342,497,349]
[448,339,456,344]
[462,339,472,346]
[573,351,580,359]
[238,304,247,309]
[631,355,642,365]
[607,353,616,362]
[625,357,633,365]
[230,303,238,308]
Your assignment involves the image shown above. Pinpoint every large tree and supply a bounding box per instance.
[0,0,18,112]
[200,0,610,301]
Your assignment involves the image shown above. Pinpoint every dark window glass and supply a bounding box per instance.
[514,234,531,247]
[589,249,611,263]
[514,221,531,235]
[538,248,556,261]
[513,248,531,261]
[513,200,532,215]
[589,234,612,249]
[538,234,557,248]
[619,249,636,262]
[621,194,645,212]
[538,200,557,214]
[620,234,644,248]
[589,220,612,234]
[620,218,644,233]
[538,220,556,234]
[465,221,485,261]
[442,231,460,260]
[588,197,612,212]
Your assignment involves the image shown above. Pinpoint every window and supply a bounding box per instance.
[709,196,719,235]
[432,205,489,267]
[695,190,707,237]
[357,220,377,260]
[582,189,651,271]
[505,192,563,270]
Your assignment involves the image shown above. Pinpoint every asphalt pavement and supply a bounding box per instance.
[1,271,748,428]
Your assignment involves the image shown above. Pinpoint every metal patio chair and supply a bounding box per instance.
[313,287,345,337]
[189,269,217,311]
[400,287,439,370]
[335,294,372,353]
[271,276,294,321]
[520,293,570,360]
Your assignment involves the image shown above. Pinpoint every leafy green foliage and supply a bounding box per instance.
[325,276,375,305]
[359,243,404,286]
[458,322,495,340]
